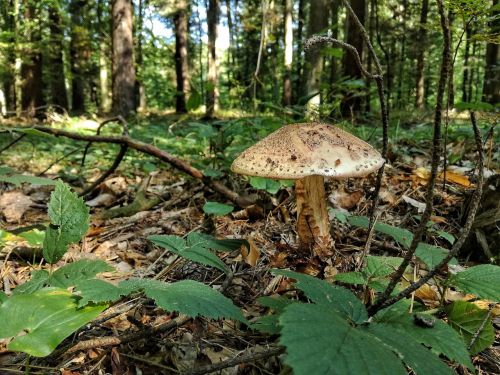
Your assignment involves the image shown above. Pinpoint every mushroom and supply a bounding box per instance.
[231,122,384,259]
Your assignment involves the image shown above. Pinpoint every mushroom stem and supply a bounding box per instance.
[295,175,334,259]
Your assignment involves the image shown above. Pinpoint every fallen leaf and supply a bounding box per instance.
[329,189,364,210]
[439,170,473,187]
[240,238,260,266]
[0,191,33,223]
[402,195,426,213]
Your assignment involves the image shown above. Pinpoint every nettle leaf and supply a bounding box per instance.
[447,300,495,355]
[0,291,8,304]
[0,174,56,187]
[17,228,45,247]
[367,324,455,375]
[0,288,105,357]
[449,264,500,301]
[249,176,282,194]
[279,303,407,375]
[335,271,366,285]
[49,259,114,288]
[375,300,473,369]
[187,232,249,252]
[365,256,403,278]
[202,201,234,216]
[251,296,294,334]
[415,243,451,269]
[119,278,246,323]
[273,270,367,324]
[43,181,90,263]
[348,216,413,248]
[149,234,229,274]
[13,270,50,294]
[76,279,127,306]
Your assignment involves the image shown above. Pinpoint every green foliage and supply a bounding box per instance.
[0,288,105,357]
[249,177,293,194]
[446,301,495,355]
[348,215,413,248]
[448,265,500,301]
[0,174,56,187]
[17,228,45,247]
[43,181,90,263]
[202,201,234,216]
[186,90,202,111]
[75,279,126,306]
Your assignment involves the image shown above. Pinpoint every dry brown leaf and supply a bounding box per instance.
[0,191,33,223]
[240,237,260,267]
[439,170,473,187]
[414,284,439,304]
[329,189,364,209]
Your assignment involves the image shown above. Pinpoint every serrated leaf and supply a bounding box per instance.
[0,288,105,357]
[75,279,127,306]
[0,291,6,304]
[17,229,45,247]
[272,270,367,324]
[0,174,56,187]
[375,300,473,369]
[202,201,234,216]
[251,314,281,334]
[279,303,407,375]
[49,259,114,288]
[365,256,403,278]
[415,243,451,269]
[13,270,50,294]
[447,300,495,355]
[449,264,500,301]
[348,216,413,248]
[43,181,90,263]
[367,324,455,374]
[257,296,293,312]
[334,271,367,285]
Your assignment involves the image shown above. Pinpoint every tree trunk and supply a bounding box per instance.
[364,0,374,112]
[282,0,293,106]
[174,1,190,113]
[482,0,500,104]
[21,0,44,117]
[294,0,305,101]
[111,0,136,116]
[48,3,68,110]
[447,10,455,107]
[136,0,147,111]
[206,0,220,118]
[97,0,111,112]
[304,0,329,113]
[461,25,471,102]
[69,0,88,113]
[415,0,428,109]
[396,0,407,108]
[225,0,234,95]
[341,0,365,116]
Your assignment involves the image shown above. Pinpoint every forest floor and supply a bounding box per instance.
[0,111,498,374]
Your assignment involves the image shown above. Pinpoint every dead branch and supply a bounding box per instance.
[0,133,25,154]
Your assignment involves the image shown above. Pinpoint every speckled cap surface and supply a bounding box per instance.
[231,123,384,179]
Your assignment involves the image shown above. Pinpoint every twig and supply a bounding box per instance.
[373,111,484,310]
[37,147,82,176]
[369,0,451,315]
[181,346,284,375]
[0,133,26,154]
[468,304,494,351]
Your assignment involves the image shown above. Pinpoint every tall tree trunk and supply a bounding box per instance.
[461,25,471,102]
[482,0,499,104]
[111,0,136,116]
[206,0,220,118]
[396,0,407,108]
[97,0,111,112]
[173,1,190,113]
[282,0,293,106]
[48,3,68,110]
[329,0,340,83]
[304,0,329,114]
[341,0,365,116]
[415,0,428,109]
[294,0,305,101]
[69,0,88,112]
[21,0,44,117]
[364,0,374,112]
[136,0,147,111]
[225,0,234,95]
[447,10,455,107]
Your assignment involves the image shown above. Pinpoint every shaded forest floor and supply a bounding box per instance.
[0,110,499,374]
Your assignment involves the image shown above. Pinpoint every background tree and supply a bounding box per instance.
[206,0,220,118]
[48,1,68,110]
[173,0,190,113]
[482,0,499,104]
[282,0,293,106]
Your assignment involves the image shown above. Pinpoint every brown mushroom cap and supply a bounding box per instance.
[231,123,384,179]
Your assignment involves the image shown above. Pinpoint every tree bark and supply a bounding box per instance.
[97,0,111,112]
[173,0,190,113]
[69,0,88,113]
[304,0,329,113]
[112,0,136,116]
[135,0,147,111]
[341,0,365,116]
[48,3,68,110]
[21,0,44,117]
[294,0,305,101]
[482,0,500,104]
[415,0,428,109]
[206,0,220,118]
[282,0,293,106]
[396,0,407,108]
[461,25,471,102]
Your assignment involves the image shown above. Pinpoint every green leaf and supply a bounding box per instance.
[149,234,229,274]
[0,174,56,187]
[415,243,450,269]
[367,324,455,374]
[49,259,114,288]
[0,291,7,304]
[14,128,55,138]
[251,296,293,334]
[272,270,367,324]
[279,303,407,375]
[249,177,281,194]
[75,279,127,306]
[449,264,500,301]
[447,301,495,355]
[186,90,202,111]
[348,216,413,248]
[435,230,455,245]
[202,201,234,216]
[334,271,366,285]
[0,288,105,357]
[374,300,473,369]
[13,270,50,294]
[365,256,403,278]
[119,278,246,323]
[188,232,249,252]
[329,208,350,224]
[17,229,45,247]
[43,181,90,263]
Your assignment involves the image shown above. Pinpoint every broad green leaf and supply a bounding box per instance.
[435,230,455,245]
[279,303,407,375]
[43,181,90,263]
[0,174,56,187]
[76,279,127,306]
[0,291,7,304]
[202,201,234,216]
[348,216,413,248]
[17,229,45,247]
[149,234,229,274]
[119,278,246,323]
[251,296,293,334]
[14,128,55,138]
[447,300,495,355]
[329,208,350,224]
[13,270,50,294]
[0,288,105,357]
[375,300,473,369]
[273,270,367,323]
[449,264,500,301]
[334,271,366,285]
[415,243,450,269]
[188,232,249,252]
[367,324,455,374]
[365,256,404,278]
[186,91,202,111]
[49,259,114,288]
[249,177,281,194]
